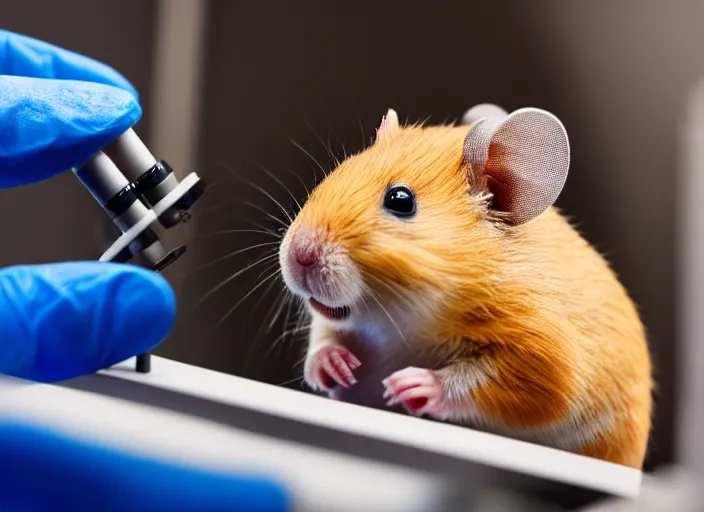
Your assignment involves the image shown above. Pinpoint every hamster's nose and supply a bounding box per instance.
[290,232,321,268]
[295,245,319,267]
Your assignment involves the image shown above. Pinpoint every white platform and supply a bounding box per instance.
[0,356,642,511]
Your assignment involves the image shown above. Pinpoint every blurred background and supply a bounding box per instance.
[3,0,701,490]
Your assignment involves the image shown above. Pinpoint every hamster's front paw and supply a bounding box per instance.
[304,345,362,393]
[382,367,448,418]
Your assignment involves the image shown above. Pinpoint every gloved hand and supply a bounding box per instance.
[0,29,291,511]
[0,28,167,382]
[0,29,141,187]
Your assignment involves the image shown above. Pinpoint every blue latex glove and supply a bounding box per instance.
[0,29,141,188]
[0,30,292,511]
[0,421,290,512]
[0,28,165,381]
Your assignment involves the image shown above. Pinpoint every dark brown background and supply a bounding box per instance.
[5,0,698,473]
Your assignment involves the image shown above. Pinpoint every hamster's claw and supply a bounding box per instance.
[382,367,447,417]
[304,345,361,392]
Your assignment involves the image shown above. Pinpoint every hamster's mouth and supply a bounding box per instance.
[309,298,351,321]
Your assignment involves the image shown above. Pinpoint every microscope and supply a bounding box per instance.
[72,127,205,374]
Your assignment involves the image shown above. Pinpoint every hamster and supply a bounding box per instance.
[278,105,653,469]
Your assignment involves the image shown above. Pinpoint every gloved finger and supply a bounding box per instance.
[0,29,138,97]
[0,75,141,188]
[0,421,292,512]
[0,261,175,382]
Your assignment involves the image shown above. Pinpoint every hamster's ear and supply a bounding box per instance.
[464,108,570,226]
[461,103,508,126]
[376,108,399,141]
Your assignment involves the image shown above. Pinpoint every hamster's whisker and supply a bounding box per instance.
[267,290,291,333]
[290,139,328,182]
[209,270,282,337]
[270,324,310,356]
[271,292,302,355]
[185,242,280,277]
[368,291,409,348]
[281,291,296,335]
[354,102,370,148]
[196,228,281,240]
[252,270,283,308]
[244,283,289,376]
[259,279,286,319]
[302,121,340,169]
[245,179,294,224]
[243,272,285,371]
[190,252,280,311]
[194,202,281,238]
[362,272,414,311]
[294,298,308,334]
[255,260,282,281]
[253,294,294,371]
[360,294,372,316]
[244,201,290,230]
[276,375,304,387]
[263,298,311,364]
[248,220,283,237]
[292,353,309,392]
[251,162,303,214]
[287,169,311,201]
[370,277,406,304]
[325,128,340,168]
[256,284,286,337]
[222,165,295,224]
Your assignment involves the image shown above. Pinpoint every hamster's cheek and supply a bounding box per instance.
[277,237,300,293]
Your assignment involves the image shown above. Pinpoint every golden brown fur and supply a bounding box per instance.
[289,122,653,468]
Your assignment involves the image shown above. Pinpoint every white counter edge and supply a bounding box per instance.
[78,355,643,498]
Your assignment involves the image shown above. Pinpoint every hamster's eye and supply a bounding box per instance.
[383,184,416,218]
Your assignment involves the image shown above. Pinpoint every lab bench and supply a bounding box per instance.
[0,356,641,512]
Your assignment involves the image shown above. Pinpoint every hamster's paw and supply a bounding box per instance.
[304,345,362,392]
[382,367,448,417]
